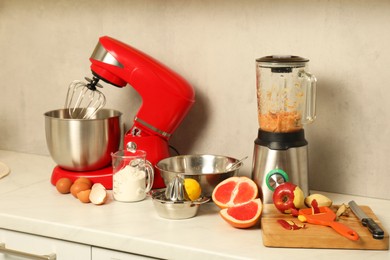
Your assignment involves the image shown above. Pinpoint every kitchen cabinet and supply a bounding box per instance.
[92,247,154,260]
[0,229,90,259]
[0,229,154,260]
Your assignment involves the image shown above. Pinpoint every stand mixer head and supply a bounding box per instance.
[89,36,195,138]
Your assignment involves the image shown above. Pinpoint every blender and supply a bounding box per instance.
[251,56,317,203]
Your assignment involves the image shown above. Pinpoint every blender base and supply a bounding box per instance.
[252,144,309,204]
[51,166,113,189]
[251,129,309,204]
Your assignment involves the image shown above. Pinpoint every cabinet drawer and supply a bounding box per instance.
[92,247,155,260]
[0,229,91,260]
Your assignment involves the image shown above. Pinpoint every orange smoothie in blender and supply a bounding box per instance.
[258,111,302,133]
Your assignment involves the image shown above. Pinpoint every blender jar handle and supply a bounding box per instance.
[144,160,154,193]
[300,71,317,124]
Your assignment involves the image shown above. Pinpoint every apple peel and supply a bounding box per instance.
[336,203,350,220]
[290,208,299,217]
[311,199,320,214]
[277,219,306,230]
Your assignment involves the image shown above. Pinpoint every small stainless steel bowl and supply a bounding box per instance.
[156,154,243,198]
[44,108,122,171]
[151,189,210,219]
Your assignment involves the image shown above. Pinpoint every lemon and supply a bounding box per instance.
[184,178,202,201]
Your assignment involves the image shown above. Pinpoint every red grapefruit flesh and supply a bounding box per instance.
[220,198,262,228]
[212,177,240,206]
[233,181,257,205]
[212,176,258,209]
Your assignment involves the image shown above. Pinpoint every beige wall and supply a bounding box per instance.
[1,0,389,199]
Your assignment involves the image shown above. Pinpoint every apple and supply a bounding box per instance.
[272,182,305,214]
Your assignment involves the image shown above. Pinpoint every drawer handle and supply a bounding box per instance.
[0,243,56,260]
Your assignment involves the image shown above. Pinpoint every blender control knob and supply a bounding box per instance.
[265,169,289,191]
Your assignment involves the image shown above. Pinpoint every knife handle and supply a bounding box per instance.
[362,218,384,239]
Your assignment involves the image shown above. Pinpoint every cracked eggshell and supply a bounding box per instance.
[89,183,108,205]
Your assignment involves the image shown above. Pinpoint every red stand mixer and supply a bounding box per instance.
[49,36,195,189]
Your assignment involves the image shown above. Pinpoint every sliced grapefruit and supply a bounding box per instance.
[219,198,262,228]
[212,176,258,209]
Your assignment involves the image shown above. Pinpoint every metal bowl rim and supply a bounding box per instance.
[44,108,122,121]
[155,154,243,174]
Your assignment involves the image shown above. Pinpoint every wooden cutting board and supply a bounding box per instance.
[261,204,389,250]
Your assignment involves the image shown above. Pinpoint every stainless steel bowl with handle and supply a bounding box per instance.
[156,154,243,198]
[44,108,122,171]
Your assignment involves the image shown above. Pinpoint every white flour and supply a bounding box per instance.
[113,165,146,202]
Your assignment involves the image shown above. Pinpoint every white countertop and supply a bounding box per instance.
[0,150,389,260]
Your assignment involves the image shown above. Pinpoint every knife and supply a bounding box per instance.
[348,200,384,239]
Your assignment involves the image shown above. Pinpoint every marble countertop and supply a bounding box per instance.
[0,150,389,259]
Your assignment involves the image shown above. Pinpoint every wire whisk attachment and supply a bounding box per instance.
[65,77,106,119]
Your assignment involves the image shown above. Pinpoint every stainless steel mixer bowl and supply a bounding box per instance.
[44,108,122,171]
[156,154,242,198]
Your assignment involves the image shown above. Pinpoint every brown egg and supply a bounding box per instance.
[56,178,73,194]
[74,177,92,188]
[77,189,91,203]
[70,182,91,198]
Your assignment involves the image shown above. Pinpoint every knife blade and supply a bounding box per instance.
[348,200,384,239]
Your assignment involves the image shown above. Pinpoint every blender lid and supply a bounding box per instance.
[256,55,309,68]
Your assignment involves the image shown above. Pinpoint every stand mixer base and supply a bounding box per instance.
[51,165,113,189]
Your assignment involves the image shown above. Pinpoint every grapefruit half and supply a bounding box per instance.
[212,176,258,209]
[219,198,262,228]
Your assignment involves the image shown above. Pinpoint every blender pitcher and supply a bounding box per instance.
[252,55,317,203]
[256,55,316,132]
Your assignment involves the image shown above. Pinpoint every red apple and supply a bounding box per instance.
[272,182,305,214]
